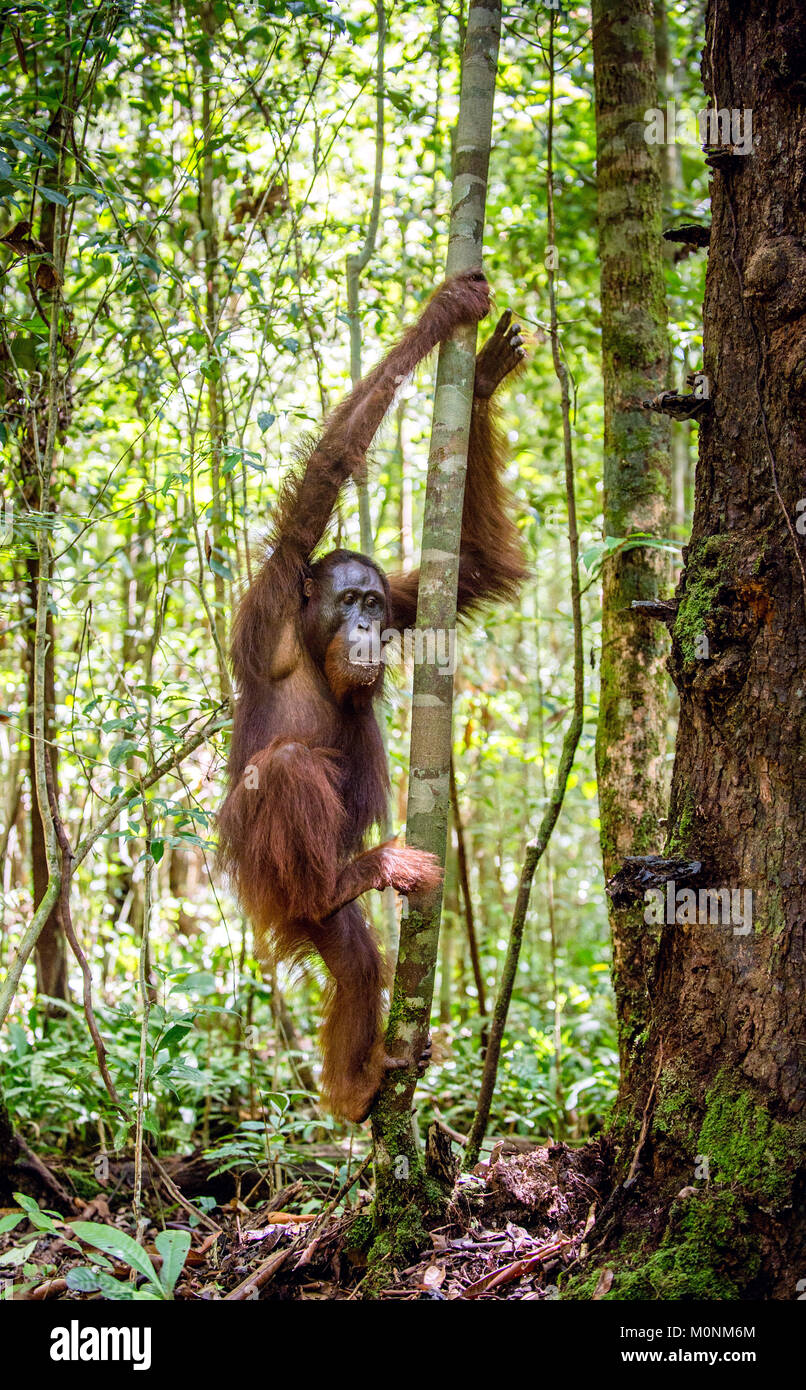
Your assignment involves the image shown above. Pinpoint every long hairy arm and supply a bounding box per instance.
[388,310,528,632]
[270,270,490,560]
[230,272,490,682]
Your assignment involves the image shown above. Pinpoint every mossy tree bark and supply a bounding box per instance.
[21,99,72,1006]
[369,0,501,1257]
[591,0,671,1097]
[577,0,806,1300]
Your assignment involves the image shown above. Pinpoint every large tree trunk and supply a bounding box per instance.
[580,0,806,1300]
[592,0,671,1097]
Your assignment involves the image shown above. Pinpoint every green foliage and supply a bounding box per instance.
[0,0,708,1180]
[1,1193,190,1299]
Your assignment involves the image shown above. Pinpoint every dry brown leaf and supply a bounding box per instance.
[421,1264,445,1290]
[593,1267,614,1299]
[263,1212,315,1225]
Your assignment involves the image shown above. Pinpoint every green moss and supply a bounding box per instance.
[617,1193,758,1300]
[344,1212,375,1257]
[561,1266,605,1300]
[697,1073,805,1208]
[363,1201,432,1295]
[672,535,735,667]
[666,781,697,854]
[674,576,717,666]
[568,1069,805,1301]
[562,1191,757,1301]
[365,1118,449,1294]
[754,880,787,935]
[653,1058,699,1151]
[61,1166,100,1200]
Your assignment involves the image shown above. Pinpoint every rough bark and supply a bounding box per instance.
[592,0,672,1096]
[574,0,806,1300]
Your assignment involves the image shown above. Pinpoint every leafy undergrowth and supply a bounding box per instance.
[0,1140,609,1301]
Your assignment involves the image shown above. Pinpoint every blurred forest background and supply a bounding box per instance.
[0,0,708,1195]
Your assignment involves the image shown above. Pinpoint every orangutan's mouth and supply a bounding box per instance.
[347,659,381,684]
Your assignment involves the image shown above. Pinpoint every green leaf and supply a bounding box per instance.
[10,126,57,159]
[12,1194,59,1229]
[38,186,69,206]
[257,411,275,433]
[160,1022,194,1050]
[8,335,38,373]
[69,1222,163,1296]
[171,972,217,996]
[0,1240,37,1266]
[65,1266,103,1292]
[109,739,138,767]
[154,1229,191,1296]
[68,1266,144,1299]
[163,1062,209,1087]
[68,182,106,205]
[12,1192,40,1213]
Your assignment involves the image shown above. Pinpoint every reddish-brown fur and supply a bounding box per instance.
[218,273,527,1121]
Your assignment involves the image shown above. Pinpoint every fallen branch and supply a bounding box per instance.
[459,1237,574,1299]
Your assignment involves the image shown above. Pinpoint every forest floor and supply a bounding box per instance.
[1,1138,610,1301]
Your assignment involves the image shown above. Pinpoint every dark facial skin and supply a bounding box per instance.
[305,559,388,694]
[325,559,386,646]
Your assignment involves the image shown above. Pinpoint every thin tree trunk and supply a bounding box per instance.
[370,0,501,1246]
[199,2,229,699]
[463,13,584,1172]
[346,0,386,556]
[20,82,73,1007]
[654,0,693,538]
[438,857,455,1026]
[26,556,67,1003]
[343,3,398,951]
[533,569,565,1134]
